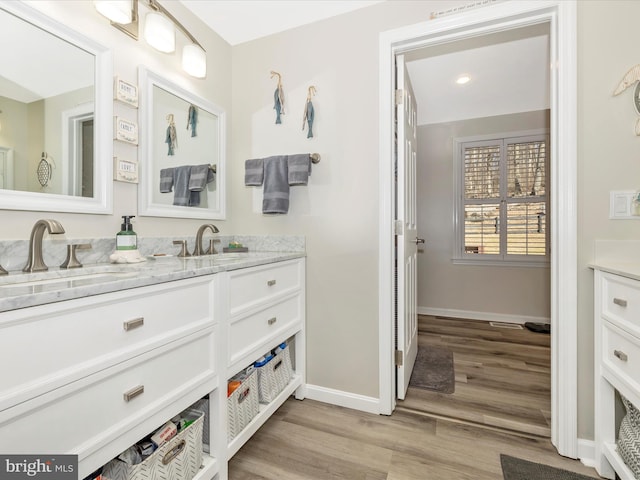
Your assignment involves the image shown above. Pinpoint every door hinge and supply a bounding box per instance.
[394,220,403,235]
[395,350,403,366]
[395,89,404,106]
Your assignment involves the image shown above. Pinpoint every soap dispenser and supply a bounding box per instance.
[116,215,137,251]
[110,216,146,264]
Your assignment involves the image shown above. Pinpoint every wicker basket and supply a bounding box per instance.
[189,397,210,451]
[618,395,640,478]
[102,408,204,480]
[255,343,293,404]
[227,367,259,442]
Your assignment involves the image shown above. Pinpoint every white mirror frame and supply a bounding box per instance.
[138,67,226,220]
[0,2,113,214]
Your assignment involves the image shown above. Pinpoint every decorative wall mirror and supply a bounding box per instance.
[138,67,226,220]
[0,2,112,214]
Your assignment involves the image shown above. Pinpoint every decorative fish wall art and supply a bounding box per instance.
[271,70,285,124]
[303,86,316,138]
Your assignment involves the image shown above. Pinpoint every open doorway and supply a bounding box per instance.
[397,22,552,435]
[378,1,578,459]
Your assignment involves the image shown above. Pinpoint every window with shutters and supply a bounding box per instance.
[453,131,549,265]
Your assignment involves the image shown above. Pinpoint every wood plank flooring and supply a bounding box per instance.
[397,315,552,437]
[228,399,600,479]
[228,315,601,479]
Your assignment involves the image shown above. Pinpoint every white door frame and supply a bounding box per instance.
[377,0,577,458]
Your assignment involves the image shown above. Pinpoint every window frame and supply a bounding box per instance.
[453,129,550,267]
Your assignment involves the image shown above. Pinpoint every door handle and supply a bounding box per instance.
[414,238,425,244]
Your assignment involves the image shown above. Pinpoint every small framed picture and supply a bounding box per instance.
[114,77,138,107]
[114,116,138,145]
[113,157,139,183]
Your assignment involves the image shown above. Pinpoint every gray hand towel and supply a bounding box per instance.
[173,165,192,206]
[245,158,264,186]
[262,156,289,214]
[287,154,312,185]
[189,164,215,191]
[160,168,174,193]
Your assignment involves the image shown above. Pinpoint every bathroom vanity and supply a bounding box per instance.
[592,261,640,480]
[0,252,306,480]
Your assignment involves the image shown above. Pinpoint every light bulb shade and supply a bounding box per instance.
[94,0,132,24]
[182,44,207,78]
[144,12,175,53]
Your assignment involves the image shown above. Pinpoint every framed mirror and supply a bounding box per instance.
[0,2,112,214]
[138,67,226,220]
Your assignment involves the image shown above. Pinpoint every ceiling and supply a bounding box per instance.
[178,0,384,46]
[178,2,550,126]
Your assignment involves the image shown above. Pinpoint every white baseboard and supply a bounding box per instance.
[305,384,380,415]
[578,438,596,468]
[418,306,550,325]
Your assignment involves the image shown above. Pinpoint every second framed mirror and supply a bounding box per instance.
[138,66,226,219]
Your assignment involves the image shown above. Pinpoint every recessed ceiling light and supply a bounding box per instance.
[456,75,471,85]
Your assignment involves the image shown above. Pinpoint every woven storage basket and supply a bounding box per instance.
[255,344,293,403]
[227,367,259,442]
[618,395,640,478]
[102,408,204,480]
[189,397,210,451]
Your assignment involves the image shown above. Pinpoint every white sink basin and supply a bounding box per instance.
[0,266,140,292]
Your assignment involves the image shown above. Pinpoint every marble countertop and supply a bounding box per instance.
[0,251,305,313]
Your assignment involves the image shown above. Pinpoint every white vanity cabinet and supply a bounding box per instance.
[0,255,306,480]
[594,268,640,480]
[221,258,306,463]
[0,275,219,479]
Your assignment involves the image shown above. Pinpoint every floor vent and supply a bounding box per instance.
[489,322,523,329]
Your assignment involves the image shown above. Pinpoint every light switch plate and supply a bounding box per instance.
[609,191,639,219]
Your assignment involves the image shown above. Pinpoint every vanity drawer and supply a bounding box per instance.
[229,260,302,314]
[0,327,216,458]
[229,294,302,367]
[0,277,213,410]
[601,273,640,333]
[602,321,640,392]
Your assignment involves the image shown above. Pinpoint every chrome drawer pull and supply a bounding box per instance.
[614,350,629,362]
[123,317,144,331]
[267,280,276,287]
[613,298,628,308]
[123,385,144,402]
[268,317,277,325]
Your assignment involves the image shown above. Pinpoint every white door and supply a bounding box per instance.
[396,54,421,400]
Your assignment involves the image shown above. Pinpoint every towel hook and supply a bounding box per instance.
[310,153,321,164]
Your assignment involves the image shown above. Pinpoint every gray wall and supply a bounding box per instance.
[417,111,551,322]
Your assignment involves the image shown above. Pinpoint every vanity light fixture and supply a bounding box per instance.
[94,0,206,78]
[456,74,471,85]
[144,11,175,53]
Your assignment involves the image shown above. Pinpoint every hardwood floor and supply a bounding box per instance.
[228,399,600,479]
[228,315,602,479]
[398,315,552,437]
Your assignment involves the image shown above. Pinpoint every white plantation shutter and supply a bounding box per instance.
[458,133,549,263]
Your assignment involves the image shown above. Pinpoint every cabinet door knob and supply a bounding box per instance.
[267,279,276,287]
[123,317,144,331]
[268,317,277,325]
[614,350,628,362]
[123,385,144,402]
[613,298,628,307]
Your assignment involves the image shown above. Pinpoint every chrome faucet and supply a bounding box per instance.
[193,224,219,256]
[23,219,65,272]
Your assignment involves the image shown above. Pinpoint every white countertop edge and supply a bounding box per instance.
[0,252,305,313]
[589,260,640,281]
